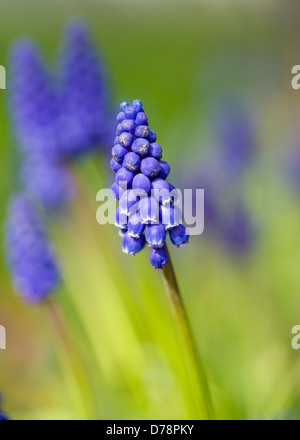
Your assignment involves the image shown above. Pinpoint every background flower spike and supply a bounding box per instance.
[58,19,111,157]
[4,194,61,303]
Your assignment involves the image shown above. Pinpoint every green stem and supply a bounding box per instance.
[161,244,214,420]
[44,297,97,420]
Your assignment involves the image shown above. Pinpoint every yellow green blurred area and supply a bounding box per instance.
[1,0,300,420]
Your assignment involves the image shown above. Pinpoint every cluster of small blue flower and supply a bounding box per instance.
[111,100,189,269]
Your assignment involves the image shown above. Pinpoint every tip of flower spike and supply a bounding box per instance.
[9,38,37,60]
[120,101,130,112]
[65,18,89,33]
[150,247,168,269]
[132,99,143,112]
[64,19,93,48]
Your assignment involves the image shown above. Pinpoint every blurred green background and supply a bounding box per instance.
[1,0,300,420]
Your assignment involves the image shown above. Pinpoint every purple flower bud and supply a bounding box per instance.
[159,160,170,179]
[115,207,128,228]
[116,124,123,136]
[112,144,128,163]
[115,167,134,188]
[132,99,143,112]
[141,157,161,179]
[151,178,171,205]
[122,233,145,256]
[149,142,162,160]
[118,132,133,148]
[145,224,166,248]
[123,152,141,172]
[117,111,126,123]
[135,112,148,126]
[119,190,139,216]
[111,182,125,200]
[120,101,129,111]
[148,129,157,143]
[135,125,150,139]
[125,106,137,120]
[160,205,181,229]
[131,138,150,157]
[121,119,135,132]
[139,196,160,224]
[127,213,146,238]
[110,157,122,173]
[169,224,189,247]
[150,246,168,269]
[132,173,151,195]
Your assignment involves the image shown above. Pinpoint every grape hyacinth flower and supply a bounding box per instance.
[216,97,255,180]
[109,102,212,419]
[9,40,60,161]
[5,195,61,303]
[58,20,110,157]
[8,39,76,212]
[110,100,189,269]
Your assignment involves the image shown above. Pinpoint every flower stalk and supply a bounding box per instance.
[161,244,213,420]
[44,297,97,420]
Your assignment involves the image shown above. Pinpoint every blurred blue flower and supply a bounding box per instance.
[9,39,60,161]
[219,200,255,255]
[21,158,75,212]
[58,19,111,157]
[215,97,255,180]
[180,96,256,255]
[111,100,189,269]
[5,195,61,303]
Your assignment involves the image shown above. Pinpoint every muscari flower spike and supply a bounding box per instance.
[216,97,255,179]
[9,39,75,212]
[9,39,60,161]
[111,100,189,269]
[5,195,61,303]
[58,19,111,157]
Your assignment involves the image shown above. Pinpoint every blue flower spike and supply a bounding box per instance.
[110,100,189,269]
[5,195,61,303]
[58,19,110,157]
